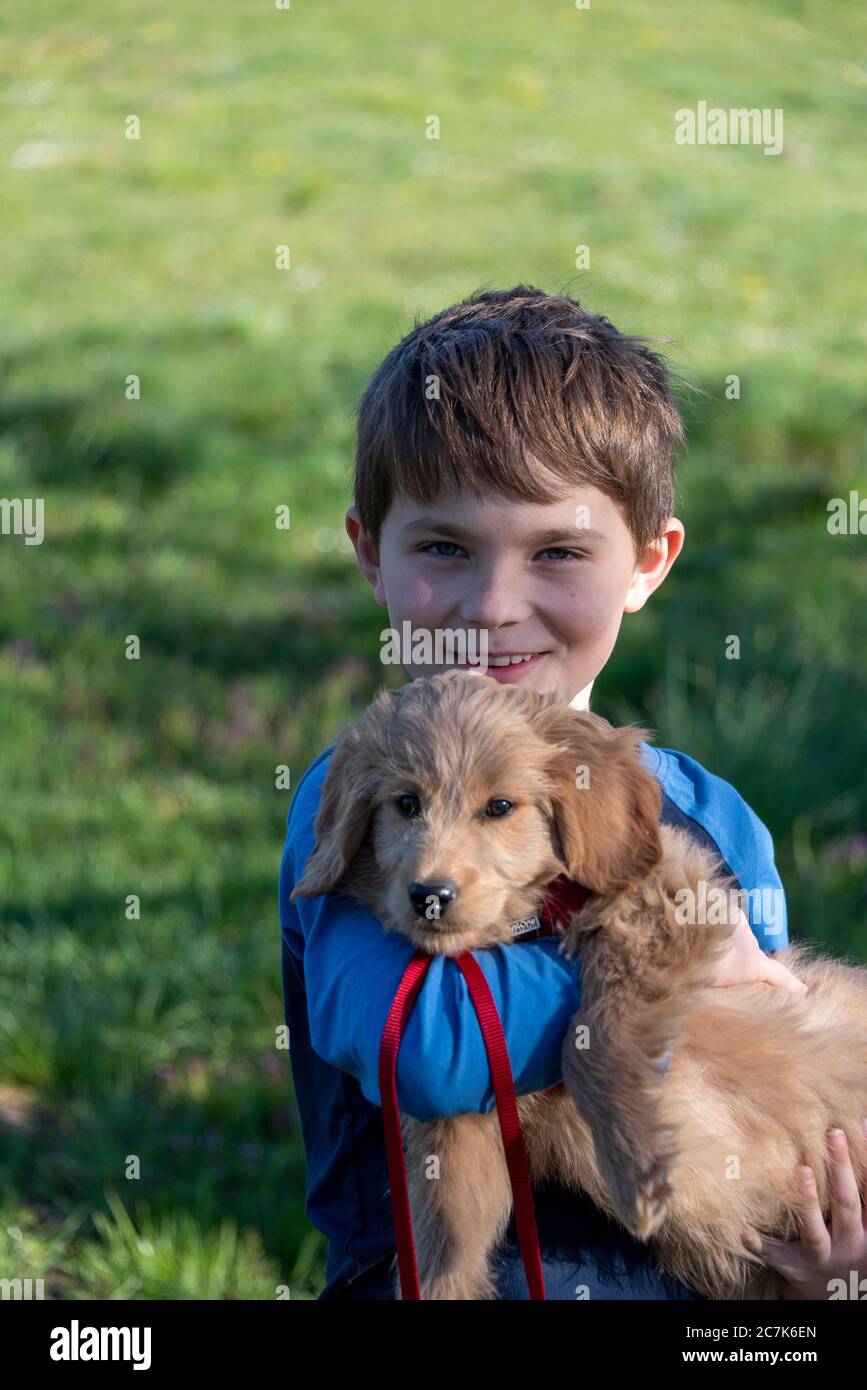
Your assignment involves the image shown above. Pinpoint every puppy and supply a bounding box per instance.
[292,670,867,1300]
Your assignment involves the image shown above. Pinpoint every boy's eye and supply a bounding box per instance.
[537,547,587,562]
[485,798,514,818]
[395,793,421,818]
[419,542,586,562]
[420,541,465,558]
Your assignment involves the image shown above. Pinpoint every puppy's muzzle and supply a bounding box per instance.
[408,880,459,920]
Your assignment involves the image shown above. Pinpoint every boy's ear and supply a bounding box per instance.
[525,703,662,895]
[290,689,398,900]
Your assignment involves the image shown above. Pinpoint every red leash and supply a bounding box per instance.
[377,876,590,1301]
[378,948,545,1299]
[379,951,433,1300]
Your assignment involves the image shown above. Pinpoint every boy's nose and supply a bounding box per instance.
[408,880,459,919]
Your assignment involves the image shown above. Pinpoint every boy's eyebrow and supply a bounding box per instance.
[401,517,606,545]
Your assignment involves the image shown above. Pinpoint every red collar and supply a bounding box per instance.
[507,876,592,943]
[538,874,592,933]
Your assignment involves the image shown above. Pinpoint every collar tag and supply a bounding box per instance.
[509,912,543,940]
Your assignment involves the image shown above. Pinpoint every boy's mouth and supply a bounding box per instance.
[457,651,549,684]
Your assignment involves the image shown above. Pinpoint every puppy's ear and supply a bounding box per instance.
[290,689,397,900]
[527,703,662,895]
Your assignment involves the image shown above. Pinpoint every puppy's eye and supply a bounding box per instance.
[486,798,514,818]
[395,793,421,818]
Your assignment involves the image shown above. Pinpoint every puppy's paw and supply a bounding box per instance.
[628,1157,676,1239]
[601,1143,677,1240]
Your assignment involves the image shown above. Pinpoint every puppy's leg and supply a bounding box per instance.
[398,1113,513,1300]
[562,1002,680,1239]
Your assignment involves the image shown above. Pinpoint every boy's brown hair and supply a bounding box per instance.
[353,284,687,558]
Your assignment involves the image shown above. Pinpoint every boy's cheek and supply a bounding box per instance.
[380,559,443,617]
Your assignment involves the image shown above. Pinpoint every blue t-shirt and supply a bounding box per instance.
[278,739,788,1300]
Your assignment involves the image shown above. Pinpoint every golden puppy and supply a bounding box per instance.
[292,670,867,1300]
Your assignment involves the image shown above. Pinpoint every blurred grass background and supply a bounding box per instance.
[0,0,865,1298]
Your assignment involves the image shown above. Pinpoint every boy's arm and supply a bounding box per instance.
[652,746,802,992]
[280,754,582,1124]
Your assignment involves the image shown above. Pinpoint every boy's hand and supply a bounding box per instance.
[709,910,807,994]
[742,1123,867,1299]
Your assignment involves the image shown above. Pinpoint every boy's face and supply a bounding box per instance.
[346,467,683,706]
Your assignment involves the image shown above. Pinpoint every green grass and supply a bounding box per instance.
[0,0,865,1298]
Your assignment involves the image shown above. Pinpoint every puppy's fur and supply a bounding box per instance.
[292,670,867,1300]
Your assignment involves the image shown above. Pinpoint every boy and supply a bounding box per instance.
[280,286,865,1300]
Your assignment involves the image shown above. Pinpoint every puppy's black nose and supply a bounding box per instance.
[409,880,459,920]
